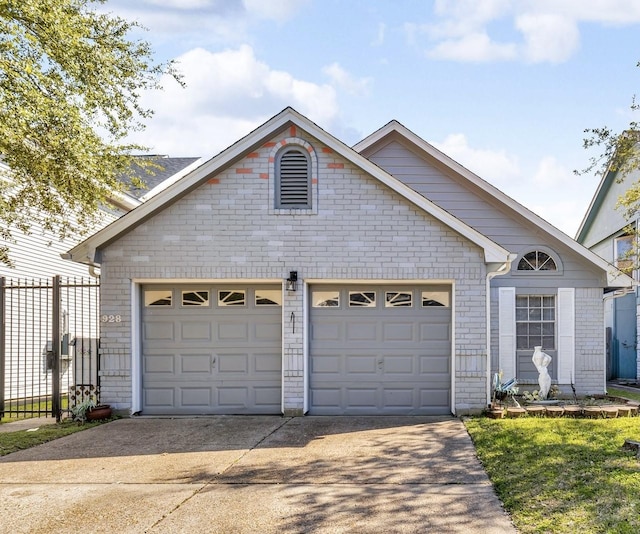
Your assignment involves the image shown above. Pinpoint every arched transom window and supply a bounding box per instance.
[517,250,557,272]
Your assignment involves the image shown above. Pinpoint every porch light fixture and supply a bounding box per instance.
[286,271,298,292]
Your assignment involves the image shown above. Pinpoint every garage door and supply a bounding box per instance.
[309,285,451,415]
[142,285,282,415]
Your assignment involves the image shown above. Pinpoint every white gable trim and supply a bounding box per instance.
[354,121,634,288]
[66,108,510,267]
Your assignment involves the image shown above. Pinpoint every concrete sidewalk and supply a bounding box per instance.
[0,416,516,533]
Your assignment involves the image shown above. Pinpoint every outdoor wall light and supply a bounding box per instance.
[286,271,298,291]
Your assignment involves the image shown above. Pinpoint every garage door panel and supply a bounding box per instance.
[180,354,212,374]
[217,353,249,374]
[420,389,450,407]
[181,322,211,341]
[346,388,378,408]
[382,388,414,407]
[383,355,414,374]
[254,352,282,373]
[144,354,175,374]
[346,322,377,341]
[310,354,341,374]
[181,387,211,407]
[382,322,414,342]
[218,322,249,341]
[144,388,175,408]
[346,355,378,374]
[420,323,450,342]
[217,387,249,407]
[420,355,450,374]
[144,322,175,341]
[311,323,342,342]
[142,285,282,415]
[254,322,281,342]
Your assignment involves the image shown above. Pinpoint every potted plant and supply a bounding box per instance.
[69,385,111,423]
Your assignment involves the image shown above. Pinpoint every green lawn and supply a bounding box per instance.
[0,420,108,456]
[607,387,640,404]
[465,416,640,534]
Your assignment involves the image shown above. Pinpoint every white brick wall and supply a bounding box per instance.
[575,287,605,394]
[98,129,489,413]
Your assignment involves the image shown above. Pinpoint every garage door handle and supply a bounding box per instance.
[377,359,383,369]
[211,357,217,368]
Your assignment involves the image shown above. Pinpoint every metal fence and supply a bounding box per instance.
[0,276,100,421]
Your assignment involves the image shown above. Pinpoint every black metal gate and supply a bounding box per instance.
[0,276,100,421]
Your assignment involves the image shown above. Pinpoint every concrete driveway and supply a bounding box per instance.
[0,416,515,533]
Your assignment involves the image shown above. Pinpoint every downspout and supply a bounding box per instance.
[486,254,517,407]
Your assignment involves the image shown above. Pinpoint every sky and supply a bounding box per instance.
[103,0,640,237]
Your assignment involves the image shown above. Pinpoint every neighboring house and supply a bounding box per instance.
[1,156,202,404]
[66,108,632,416]
[576,163,639,382]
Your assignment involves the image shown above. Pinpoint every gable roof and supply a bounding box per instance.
[354,120,633,288]
[66,107,511,267]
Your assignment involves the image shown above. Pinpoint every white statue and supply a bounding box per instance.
[532,346,552,400]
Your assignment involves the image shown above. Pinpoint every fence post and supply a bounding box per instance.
[51,276,61,422]
[0,277,5,418]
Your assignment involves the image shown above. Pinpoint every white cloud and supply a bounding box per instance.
[243,0,309,22]
[432,133,521,184]
[322,63,372,97]
[104,0,308,45]
[430,0,513,38]
[131,45,339,156]
[516,13,579,63]
[418,0,640,64]
[427,32,517,62]
[531,156,574,188]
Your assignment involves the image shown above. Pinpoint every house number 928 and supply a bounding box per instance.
[101,314,122,323]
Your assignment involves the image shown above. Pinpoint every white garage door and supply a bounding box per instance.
[309,285,451,415]
[142,284,282,415]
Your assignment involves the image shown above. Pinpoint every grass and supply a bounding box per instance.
[608,387,640,404]
[1,396,69,423]
[0,419,108,456]
[465,416,640,534]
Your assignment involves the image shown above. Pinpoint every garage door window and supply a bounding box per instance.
[312,290,340,307]
[256,290,282,306]
[385,291,412,307]
[349,291,376,307]
[218,290,246,306]
[145,290,172,307]
[182,290,209,307]
[422,290,450,307]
